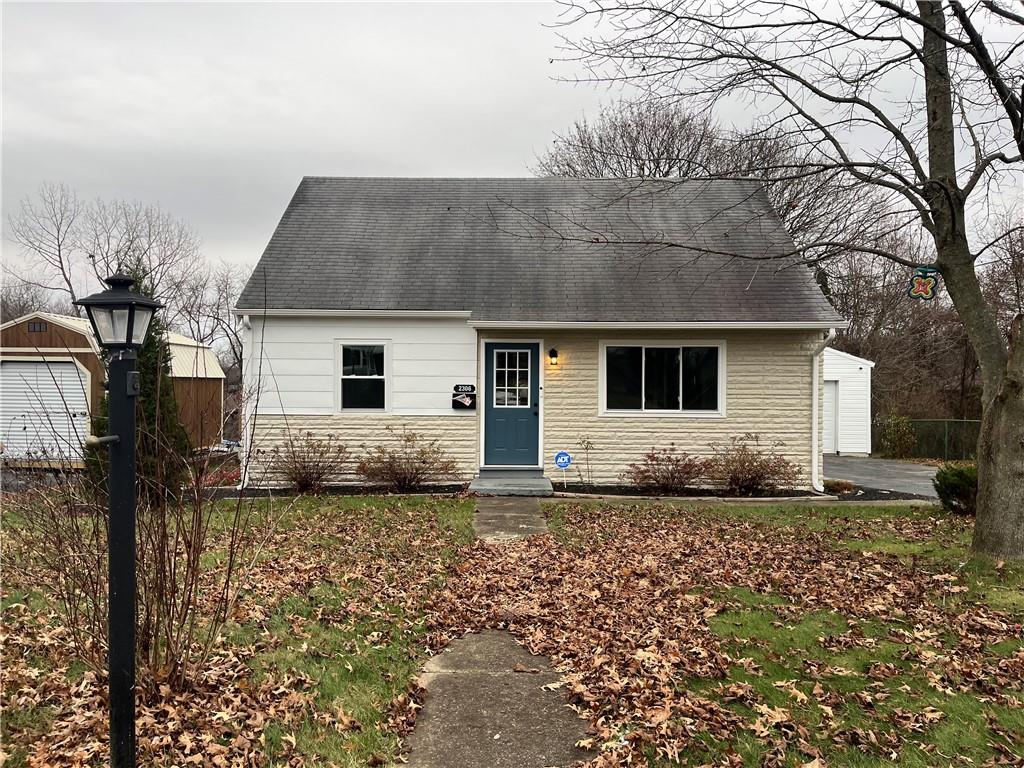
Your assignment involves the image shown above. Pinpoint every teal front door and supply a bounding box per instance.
[483,342,540,466]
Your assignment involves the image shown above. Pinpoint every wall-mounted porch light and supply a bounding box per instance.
[548,348,559,365]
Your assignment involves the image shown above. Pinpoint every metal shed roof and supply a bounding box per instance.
[1,312,225,380]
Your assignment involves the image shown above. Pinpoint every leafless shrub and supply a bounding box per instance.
[6,448,278,689]
[620,445,709,495]
[5,482,109,666]
[576,435,596,489]
[709,434,801,497]
[356,427,459,492]
[272,430,349,493]
[879,415,917,459]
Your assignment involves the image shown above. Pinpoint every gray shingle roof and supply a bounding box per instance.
[236,177,843,324]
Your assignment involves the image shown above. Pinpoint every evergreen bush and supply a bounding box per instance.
[933,462,977,515]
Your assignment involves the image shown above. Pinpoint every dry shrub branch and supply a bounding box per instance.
[272,430,349,493]
[7,438,280,691]
[620,445,708,494]
[356,427,459,491]
[709,433,801,496]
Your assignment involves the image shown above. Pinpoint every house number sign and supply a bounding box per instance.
[452,384,476,409]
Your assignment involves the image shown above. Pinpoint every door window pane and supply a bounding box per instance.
[494,348,530,408]
[606,346,642,410]
[682,347,718,410]
[644,347,680,410]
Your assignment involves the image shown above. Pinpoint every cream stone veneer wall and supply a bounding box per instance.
[246,414,479,486]
[483,329,822,487]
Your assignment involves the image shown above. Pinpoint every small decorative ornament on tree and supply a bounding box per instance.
[908,266,940,301]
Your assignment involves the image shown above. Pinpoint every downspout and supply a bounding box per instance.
[810,328,837,493]
[238,315,252,490]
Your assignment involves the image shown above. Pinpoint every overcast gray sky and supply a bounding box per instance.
[2,2,609,266]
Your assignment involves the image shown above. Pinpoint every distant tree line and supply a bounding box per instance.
[535,99,1022,421]
[3,182,250,438]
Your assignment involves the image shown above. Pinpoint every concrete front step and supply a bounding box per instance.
[469,473,553,497]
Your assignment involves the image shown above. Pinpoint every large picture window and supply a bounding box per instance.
[603,343,722,414]
[341,343,386,410]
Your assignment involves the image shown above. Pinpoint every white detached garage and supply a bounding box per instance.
[822,348,874,455]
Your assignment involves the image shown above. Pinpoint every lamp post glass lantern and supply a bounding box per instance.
[77,273,160,350]
[74,273,161,768]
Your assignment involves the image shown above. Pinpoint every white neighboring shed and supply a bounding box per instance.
[822,348,874,455]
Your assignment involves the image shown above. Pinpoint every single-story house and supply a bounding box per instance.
[235,177,847,490]
[1,311,225,462]
[822,347,874,456]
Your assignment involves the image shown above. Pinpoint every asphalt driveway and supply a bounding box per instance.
[824,455,938,498]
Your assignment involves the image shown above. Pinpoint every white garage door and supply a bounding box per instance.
[1,360,90,461]
[823,380,838,454]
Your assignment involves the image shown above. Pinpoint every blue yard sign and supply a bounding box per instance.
[554,450,573,490]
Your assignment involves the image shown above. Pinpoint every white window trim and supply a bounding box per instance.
[335,339,391,413]
[597,339,727,418]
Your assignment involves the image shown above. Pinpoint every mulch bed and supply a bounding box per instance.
[550,483,817,498]
[831,485,934,502]
[206,483,469,500]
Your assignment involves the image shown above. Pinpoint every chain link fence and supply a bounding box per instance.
[873,418,981,461]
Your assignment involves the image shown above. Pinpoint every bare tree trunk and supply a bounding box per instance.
[972,319,1024,559]
[918,1,1022,558]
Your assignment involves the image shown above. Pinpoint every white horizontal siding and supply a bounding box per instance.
[243,317,478,417]
[823,348,872,454]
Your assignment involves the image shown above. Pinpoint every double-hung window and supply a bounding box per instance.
[340,343,386,410]
[603,342,723,415]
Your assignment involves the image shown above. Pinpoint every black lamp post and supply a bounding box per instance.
[74,273,162,768]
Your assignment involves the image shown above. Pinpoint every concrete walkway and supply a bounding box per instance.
[405,631,592,768]
[472,497,549,542]
[824,455,938,498]
[405,497,592,768]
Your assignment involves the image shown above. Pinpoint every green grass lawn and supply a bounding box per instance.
[2,494,475,767]
[537,502,1024,766]
[235,495,475,766]
[4,496,1021,767]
